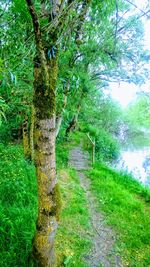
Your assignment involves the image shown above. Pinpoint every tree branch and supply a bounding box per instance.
[114,0,119,46]
[26,0,41,43]
[25,0,49,84]
[125,0,150,19]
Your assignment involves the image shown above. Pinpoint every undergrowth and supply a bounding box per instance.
[0,143,38,267]
[87,163,150,267]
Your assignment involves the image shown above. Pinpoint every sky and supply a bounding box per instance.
[109,0,150,108]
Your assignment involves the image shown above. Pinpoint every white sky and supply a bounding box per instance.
[109,0,150,108]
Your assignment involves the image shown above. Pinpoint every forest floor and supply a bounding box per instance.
[69,146,123,267]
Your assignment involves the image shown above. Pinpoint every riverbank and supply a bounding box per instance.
[87,163,150,267]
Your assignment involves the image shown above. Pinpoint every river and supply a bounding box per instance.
[115,147,150,186]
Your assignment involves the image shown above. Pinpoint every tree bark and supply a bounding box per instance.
[25,2,61,266]
[25,1,91,265]
[65,102,81,137]
[32,57,61,267]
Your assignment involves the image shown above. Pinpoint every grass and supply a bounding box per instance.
[87,163,150,267]
[56,168,91,267]
[0,143,38,267]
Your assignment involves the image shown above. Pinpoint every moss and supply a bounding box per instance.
[32,232,50,267]
[33,57,58,120]
[51,183,62,221]
[34,128,41,152]
[38,170,53,228]
[30,105,35,162]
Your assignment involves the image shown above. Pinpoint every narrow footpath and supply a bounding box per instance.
[69,146,124,267]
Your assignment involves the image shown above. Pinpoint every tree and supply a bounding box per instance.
[57,0,150,138]
[126,95,150,129]
[24,0,92,265]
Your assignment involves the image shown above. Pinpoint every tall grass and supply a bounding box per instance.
[0,143,38,267]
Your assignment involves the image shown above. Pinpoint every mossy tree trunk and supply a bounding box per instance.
[65,90,85,137]
[25,0,91,265]
[65,102,82,137]
[32,55,60,267]
[25,1,61,266]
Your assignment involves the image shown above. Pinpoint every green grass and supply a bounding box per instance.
[87,163,150,267]
[56,141,70,169]
[56,168,91,267]
[0,143,38,267]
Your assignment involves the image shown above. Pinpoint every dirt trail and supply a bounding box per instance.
[69,146,123,267]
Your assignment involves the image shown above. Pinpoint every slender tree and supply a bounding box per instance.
[25,0,91,265]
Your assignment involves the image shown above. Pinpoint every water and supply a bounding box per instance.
[115,147,150,186]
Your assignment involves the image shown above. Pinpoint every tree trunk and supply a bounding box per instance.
[65,102,81,137]
[25,1,91,265]
[32,57,61,267]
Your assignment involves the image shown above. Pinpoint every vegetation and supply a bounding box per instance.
[0,144,38,267]
[123,95,150,147]
[126,95,150,129]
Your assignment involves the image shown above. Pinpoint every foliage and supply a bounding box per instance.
[95,129,120,162]
[0,144,38,267]
[125,95,150,129]
[87,164,150,267]
[80,95,122,162]
[122,95,150,148]
[0,96,8,125]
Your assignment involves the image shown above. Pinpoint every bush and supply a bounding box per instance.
[95,129,120,162]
